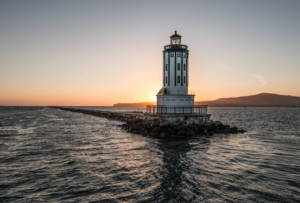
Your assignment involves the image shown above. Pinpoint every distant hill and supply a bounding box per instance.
[195,93,300,107]
[113,93,300,107]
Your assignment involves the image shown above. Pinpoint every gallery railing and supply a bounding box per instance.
[146,105,208,115]
[164,45,188,50]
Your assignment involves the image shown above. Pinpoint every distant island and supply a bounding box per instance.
[113,93,300,107]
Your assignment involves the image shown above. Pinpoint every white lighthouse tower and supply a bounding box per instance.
[156,31,194,113]
[146,31,209,121]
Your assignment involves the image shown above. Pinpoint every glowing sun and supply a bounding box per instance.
[153,95,157,102]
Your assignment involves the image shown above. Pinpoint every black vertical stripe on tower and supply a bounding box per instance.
[186,54,188,86]
[181,52,183,86]
[163,53,165,86]
[175,51,177,86]
[168,52,170,86]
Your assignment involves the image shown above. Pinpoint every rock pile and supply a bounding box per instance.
[49,107,247,140]
[122,119,247,139]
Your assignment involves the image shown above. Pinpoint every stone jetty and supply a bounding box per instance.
[50,107,247,139]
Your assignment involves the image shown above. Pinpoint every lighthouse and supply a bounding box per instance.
[156,31,194,113]
[146,31,209,121]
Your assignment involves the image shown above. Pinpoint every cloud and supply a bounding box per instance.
[253,74,267,86]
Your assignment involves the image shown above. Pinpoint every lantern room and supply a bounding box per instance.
[170,31,181,45]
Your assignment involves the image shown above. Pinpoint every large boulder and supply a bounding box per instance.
[186,129,195,137]
[175,131,186,137]
[149,132,158,137]
[229,126,238,133]
[172,122,180,127]
[221,125,231,132]
[197,125,206,135]
[159,121,170,128]
[175,125,186,132]
[191,126,199,134]
[204,124,212,129]
[193,120,201,125]
[129,125,141,131]
[149,120,159,127]
[127,120,142,124]
[121,123,128,127]
[186,120,194,125]
[159,132,171,139]
[238,129,247,133]
[214,121,223,126]
[208,131,214,136]
[211,124,219,133]
[206,120,214,124]
[165,128,175,135]
[151,127,161,133]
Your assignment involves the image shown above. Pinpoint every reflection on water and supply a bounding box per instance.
[0,107,300,202]
[153,142,194,202]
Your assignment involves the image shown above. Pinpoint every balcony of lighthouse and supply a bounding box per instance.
[144,105,211,123]
[146,105,208,115]
[164,44,188,50]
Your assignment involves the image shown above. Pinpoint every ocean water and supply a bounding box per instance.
[0,106,299,202]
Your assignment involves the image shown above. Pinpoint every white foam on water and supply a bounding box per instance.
[0,125,37,134]
[49,118,64,121]
[17,126,37,134]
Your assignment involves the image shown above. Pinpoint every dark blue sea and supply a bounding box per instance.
[0,106,300,202]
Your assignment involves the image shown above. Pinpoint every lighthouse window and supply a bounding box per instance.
[165,76,167,83]
[170,52,174,57]
[184,76,186,83]
[183,53,187,58]
[177,76,180,83]
[177,52,181,57]
[165,64,168,71]
[177,63,180,70]
[184,64,186,71]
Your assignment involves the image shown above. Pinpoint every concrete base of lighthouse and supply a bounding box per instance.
[146,93,210,123]
[156,94,194,114]
[157,94,194,106]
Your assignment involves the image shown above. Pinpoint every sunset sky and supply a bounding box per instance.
[1,0,299,106]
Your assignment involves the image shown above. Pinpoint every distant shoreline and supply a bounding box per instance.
[2,93,300,108]
[113,104,300,108]
[113,93,300,108]
[1,105,300,108]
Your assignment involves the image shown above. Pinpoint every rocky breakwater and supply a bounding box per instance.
[49,107,144,122]
[49,107,246,140]
[122,119,247,139]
